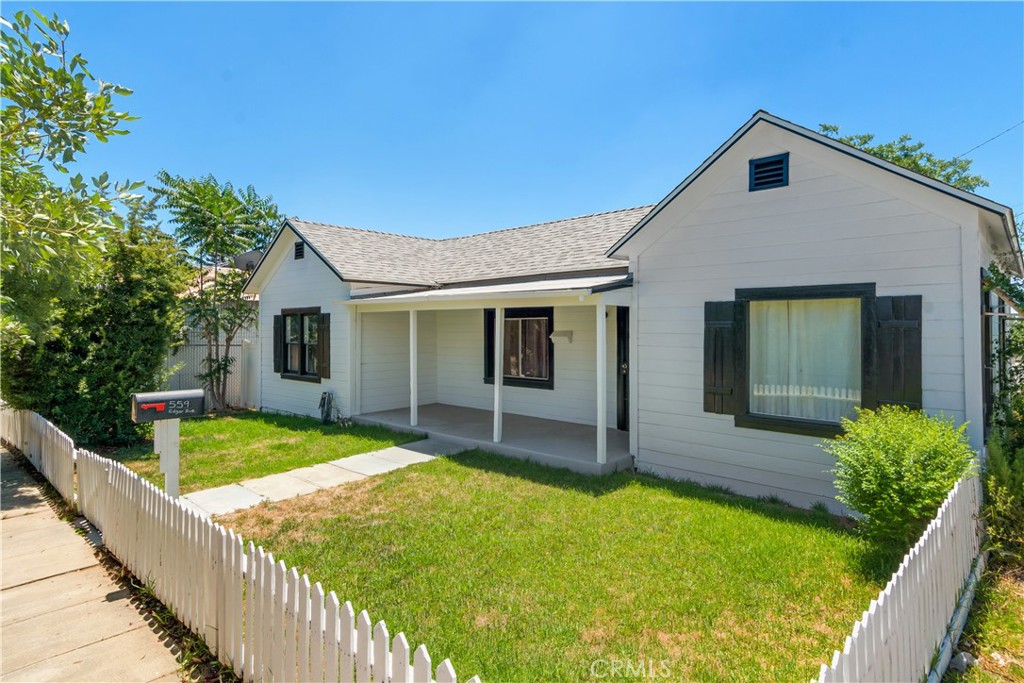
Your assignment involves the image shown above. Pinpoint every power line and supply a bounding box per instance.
[955,120,1024,159]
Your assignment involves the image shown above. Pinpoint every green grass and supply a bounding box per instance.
[945,569,1024,683]
[220,449,896,682]
[106,411,419,494]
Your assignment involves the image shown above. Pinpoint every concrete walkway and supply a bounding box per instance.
[180,437,465,517]
[1,450,181,683]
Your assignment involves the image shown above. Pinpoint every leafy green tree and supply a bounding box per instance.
[152,172,281,411]
[820,124,989,193]
[5,197,188,444]
[1,10,142,353]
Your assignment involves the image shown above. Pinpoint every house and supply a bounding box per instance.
[242,111,1021,511]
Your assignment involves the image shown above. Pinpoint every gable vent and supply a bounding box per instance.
[749,153,789,191]
[294,241,305,260]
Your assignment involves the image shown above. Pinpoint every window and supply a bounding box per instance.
[749,153,789,191]
[703,283,923,437]
[748,298,861,423]
[274,308,330,382]
[484,307,555,390]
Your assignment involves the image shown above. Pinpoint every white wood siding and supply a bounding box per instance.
[433,307,617,426]
[258,228,351,418]
[629,126,971,510]
[360,312,411,413]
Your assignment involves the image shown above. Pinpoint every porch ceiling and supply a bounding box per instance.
[345,274,631,310]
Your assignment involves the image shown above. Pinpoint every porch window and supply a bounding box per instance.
[484,307,555,390]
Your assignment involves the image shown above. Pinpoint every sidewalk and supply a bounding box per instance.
[1,449,181,683]
[180,437,466,517]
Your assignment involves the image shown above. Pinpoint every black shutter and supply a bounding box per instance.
[318,313,331,379]
[704,301,738,415]
[483,309,495,382]
[273,315,283,373]
[875,295,923,408]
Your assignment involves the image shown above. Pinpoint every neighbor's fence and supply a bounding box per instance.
[2,405,478,683]
[815,475,983,683]
[165,323,260,409]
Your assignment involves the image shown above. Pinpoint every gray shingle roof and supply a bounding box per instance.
[288,205,652,286]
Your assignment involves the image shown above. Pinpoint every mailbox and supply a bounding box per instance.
[130,389,205,424]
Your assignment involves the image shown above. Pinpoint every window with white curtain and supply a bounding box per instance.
[748,298,861,423]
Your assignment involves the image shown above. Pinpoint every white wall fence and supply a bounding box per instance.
[1,405,479,683]
[815,475,983,683]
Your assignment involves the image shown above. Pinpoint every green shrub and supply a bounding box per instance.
[984,430,1024,569]
[822,405,977,547]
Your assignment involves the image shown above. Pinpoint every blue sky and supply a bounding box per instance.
[10,2,1024,238]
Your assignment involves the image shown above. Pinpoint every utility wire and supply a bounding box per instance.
[955,120,1024,159]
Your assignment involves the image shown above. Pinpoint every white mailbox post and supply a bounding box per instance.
[130,389,205,498]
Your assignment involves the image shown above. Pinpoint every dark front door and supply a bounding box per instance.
[616,306,629,431]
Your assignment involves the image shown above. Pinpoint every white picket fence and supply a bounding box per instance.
[815,475,983,682]
[2,406,479,683]
[1,407,76,504]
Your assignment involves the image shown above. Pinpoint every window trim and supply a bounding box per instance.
[281,306,321,383]
[484,307,555,390]
[734,283,876,437]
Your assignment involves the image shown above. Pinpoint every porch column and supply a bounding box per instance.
[493,306,504,442]
[596,303,607,464]
[409,310,418,427]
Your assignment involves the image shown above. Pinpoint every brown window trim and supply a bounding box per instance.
[281,307,322,382]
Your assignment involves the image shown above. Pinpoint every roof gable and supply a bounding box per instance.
[607,111,1020,270]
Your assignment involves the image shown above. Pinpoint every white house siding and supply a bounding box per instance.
[357,310,438,413]
[258,230,350,419]
[629,126,971,511]
[433,306,618,426]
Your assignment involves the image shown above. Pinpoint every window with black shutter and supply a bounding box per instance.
[277,307,328,382]
[703,283,923,437]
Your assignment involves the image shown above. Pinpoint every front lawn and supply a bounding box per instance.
[220,449,894,682]
[107,411,420,494]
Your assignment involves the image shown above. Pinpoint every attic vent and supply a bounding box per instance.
[749,153,789,191]
[294,241,305,260]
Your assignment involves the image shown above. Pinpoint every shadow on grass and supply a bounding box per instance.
[444,448,904,582]
[101,410,420,466]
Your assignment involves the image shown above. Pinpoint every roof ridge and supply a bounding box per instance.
[289,218,439,242]
[292,204,654,244]
[440,204,656,242]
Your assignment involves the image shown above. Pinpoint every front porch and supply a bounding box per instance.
[345,274,638,476]
[354,403,632,475]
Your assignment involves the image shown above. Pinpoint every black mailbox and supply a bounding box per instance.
[131,389,205,423]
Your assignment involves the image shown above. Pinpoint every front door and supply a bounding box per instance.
[616,306,629,431]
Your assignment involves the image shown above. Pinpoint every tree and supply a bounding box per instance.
[4,196,188,444]
[152,172,282,411]
[1,10,142,354]
[819,124,989,193]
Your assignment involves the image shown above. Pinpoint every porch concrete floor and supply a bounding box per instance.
[354,403,633,476]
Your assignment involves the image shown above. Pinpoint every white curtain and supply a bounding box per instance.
[749,298,861,423]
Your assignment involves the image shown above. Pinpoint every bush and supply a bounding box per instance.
[822,405,977,547]
[2,216,186,446]
[984,429,1024,569]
